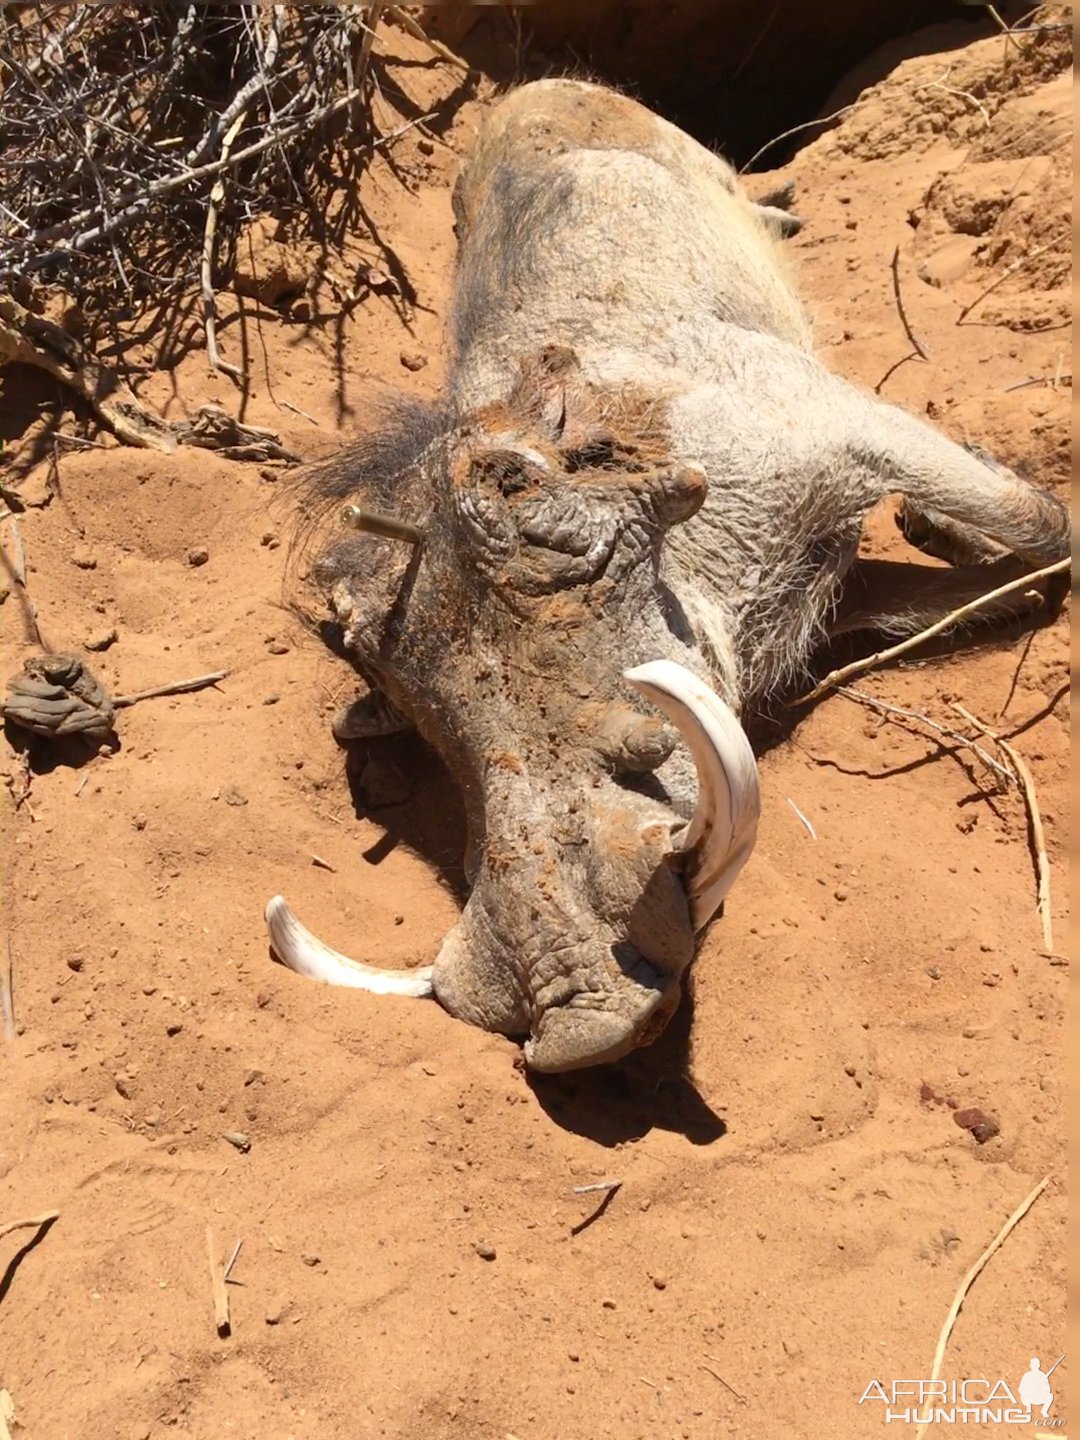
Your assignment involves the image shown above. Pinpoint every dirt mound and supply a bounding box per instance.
[0,14,1067,1440]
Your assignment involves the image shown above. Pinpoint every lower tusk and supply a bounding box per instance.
[624,660,760,931]
[265,895,434,997]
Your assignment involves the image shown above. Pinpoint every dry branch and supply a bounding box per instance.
[957,241,1062,323]
[202,111,248,382]
[795,558,1069,704]
[837,686,1014,787]
[113,670,229,708]
[206,1226,232,1338]
[890,245,932,360]
[0,1210,60,1243]
[950,703,1054,950]
[0,295,175,451]
[913,1176,1050,1440]
[384,5,471,71]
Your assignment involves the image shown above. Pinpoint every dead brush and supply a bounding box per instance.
[0,3,460,437]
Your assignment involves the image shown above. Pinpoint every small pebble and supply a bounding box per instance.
[651,1275,668,1291]
[165,1022,183,1036]
[301,1252,320,1267]
[267,641,290,655]
[222,1130,251,1152]
[961,1027,977,1039]
[187,547,209,567]
[926,965,942,980]
[85,627,117,652]
[66,955,85,972]
[260,532,280,549]
[473,1242,496,1261]
[115,1075,133,1099]
[834,886,849,902]
[244,1068,264,1086]
[417,137,435,155]
[265,1298,293,1325]
[263,693,280,706]
[222,786,248,807]
[601,1298,616,1309]
[400,350,428,371]
[43,1088,55,1103]
[73,549,98,570]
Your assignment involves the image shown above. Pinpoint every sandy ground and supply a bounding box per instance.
[0,17,1069,1440]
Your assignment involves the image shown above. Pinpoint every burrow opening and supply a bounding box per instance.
[426,0,1025,167]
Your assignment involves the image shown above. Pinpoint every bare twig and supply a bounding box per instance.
[913,1176,1051,1440]
[223,1237,244,1283]
[890,245,932,360]
[786,796,818,839]
[949,703,1053,950]
[0,1388,14,1440]
[983,2,1025,51]
[739,104,858,173]
[3,514,43,646]
[113,670,228,708]
[702,1360,748,1404]
[571,1180,622,1196]
[279,398,321,426]
[1,937,15,1042]
[384,5,472,72]
[206,1225,232,1337]
[0,1211,60,1243]
[837,686,1015,787]
[794,558,1069,704]
[956,241,1060,323]
[21,100,432,257]
[201,111,247,382]
[914,64,991,127]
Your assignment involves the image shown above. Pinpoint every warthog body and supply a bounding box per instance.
[268,80,1068,1072]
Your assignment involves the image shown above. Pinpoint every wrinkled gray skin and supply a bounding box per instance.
[306,80,1068,1072]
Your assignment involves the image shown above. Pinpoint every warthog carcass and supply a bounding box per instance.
[266,80,1068,1073]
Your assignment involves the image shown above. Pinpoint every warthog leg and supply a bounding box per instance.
[831,555,1065,639]
[860,403,1068,569]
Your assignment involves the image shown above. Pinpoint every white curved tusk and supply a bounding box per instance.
[265,895,434,997]
[624,660,760,931]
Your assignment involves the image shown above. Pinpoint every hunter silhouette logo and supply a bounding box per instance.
[1018,1358,1057,1420]
[857,1354,1066,1426]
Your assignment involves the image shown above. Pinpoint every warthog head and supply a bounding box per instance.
[269,346,759,1071]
